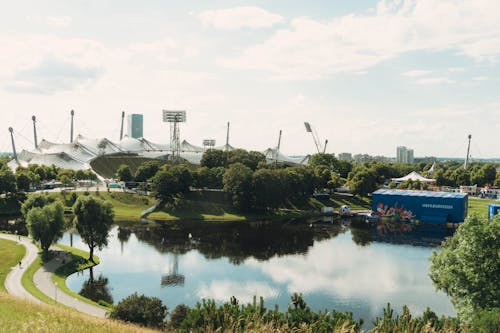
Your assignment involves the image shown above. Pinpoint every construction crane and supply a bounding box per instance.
[304,122,328,153]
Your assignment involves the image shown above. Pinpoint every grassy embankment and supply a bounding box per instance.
[0,238,155,333]
[148,191,372,222]
[19,241,101,307]
[52,244,109,310]
[0,238,25,291]
[4,190,494,224]
[0,292,161,333]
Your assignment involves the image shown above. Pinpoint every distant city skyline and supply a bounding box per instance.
[0,1,499,158]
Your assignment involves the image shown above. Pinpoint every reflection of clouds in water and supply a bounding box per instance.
[197,280,278,303]
[245,235,453,317]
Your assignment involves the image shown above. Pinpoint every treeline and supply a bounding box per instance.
[0,161,97,194]
[115,150,353,211]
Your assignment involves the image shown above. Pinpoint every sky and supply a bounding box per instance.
[0,0,499,158]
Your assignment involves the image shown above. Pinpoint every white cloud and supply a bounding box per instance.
[414,76,455,85]
[472,76,488,81]
[199,6,284,30]
[220,0,500,80]
[401,70,432,77]
[197,280,278,303]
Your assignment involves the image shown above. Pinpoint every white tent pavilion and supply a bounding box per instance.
[391,171,436,183]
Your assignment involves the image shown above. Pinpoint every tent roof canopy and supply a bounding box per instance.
[391,171,436,183]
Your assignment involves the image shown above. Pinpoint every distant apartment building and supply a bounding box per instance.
[128,114,143,139]
[338,152,352,161]
[396,146,414,164]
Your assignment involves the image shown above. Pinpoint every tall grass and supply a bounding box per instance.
[0,292,161,333]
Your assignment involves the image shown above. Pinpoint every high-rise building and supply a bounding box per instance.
[406,149,414,164]
[338,152,352,161]
[128,114,143,139]
[396,146,414,164]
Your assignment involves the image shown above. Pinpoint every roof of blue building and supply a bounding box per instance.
[372,189,468,199]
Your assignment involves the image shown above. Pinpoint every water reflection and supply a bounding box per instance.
[62,221,455,324]
[132,221,343,264]
[79,267,113,304]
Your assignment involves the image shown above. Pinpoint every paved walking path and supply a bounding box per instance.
[1,233,107,318]
[0,233,41,304]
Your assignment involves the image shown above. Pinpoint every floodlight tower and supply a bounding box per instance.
[119,111,125,140]
[464,134,472,169]
[203,139,216,150]
[162,110,186,159]
[8,127,18,162]
[275,129,282,164]
[225,122,230,151]
[161,254,185,287]
[32,115,38,149]
[304,121,326,153]
[70,110,75,143]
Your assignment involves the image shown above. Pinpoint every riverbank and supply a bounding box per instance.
[1,190,495,225]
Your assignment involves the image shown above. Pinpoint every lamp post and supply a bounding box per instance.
[55,282,58,303]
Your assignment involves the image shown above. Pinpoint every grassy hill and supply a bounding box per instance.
[0,238,25,292]
[0,292,161,333]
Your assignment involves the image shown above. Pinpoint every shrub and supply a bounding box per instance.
[109,293,167,328]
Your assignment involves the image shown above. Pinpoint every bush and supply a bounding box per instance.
[470,308,500,333]
[170,304,188,329]
[108,293,167,328]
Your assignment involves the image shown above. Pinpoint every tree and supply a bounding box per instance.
[252,169,281,210]
[115,164,133,182]
[109,292,168,328]
[26,201,65,255]
[429,215,500,320]
[21,193,56,217]
[0,166,16,194]
[73,196,114,262]
[16,172,32,192]
[200,149,227,168]
[309,153,336,168]
[223,163,253,210]
[347,168,377,196]
[134,161,160,182]
[151,165,193,201]
[227,149,265,170]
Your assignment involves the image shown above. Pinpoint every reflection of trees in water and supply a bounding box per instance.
[117,226,132,254]
[79,267,113,304]
[132,221,343,264]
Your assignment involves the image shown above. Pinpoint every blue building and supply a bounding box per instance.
[488,204,500,219]
[372,189,468,224]
[127,114,143,139]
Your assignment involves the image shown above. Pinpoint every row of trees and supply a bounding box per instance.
[114,151,499,205]
[0,160,97,194]
[23,193,114,261]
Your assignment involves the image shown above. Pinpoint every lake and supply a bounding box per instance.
[59,219,455,326]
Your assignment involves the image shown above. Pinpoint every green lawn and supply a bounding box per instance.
[468,197,498,217]
[21,249,56,304]
[148,199,247,221]
[53,244,108,310]
[47,191,155,222]
[0,238,25,292]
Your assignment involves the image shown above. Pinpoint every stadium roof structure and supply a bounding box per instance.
[262,148,309,166]
[7,134,307,176]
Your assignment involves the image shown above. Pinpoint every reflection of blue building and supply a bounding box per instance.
[372,189,468,224]
[127,114,143,139]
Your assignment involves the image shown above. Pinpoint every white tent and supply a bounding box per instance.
[391,171,436,183]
